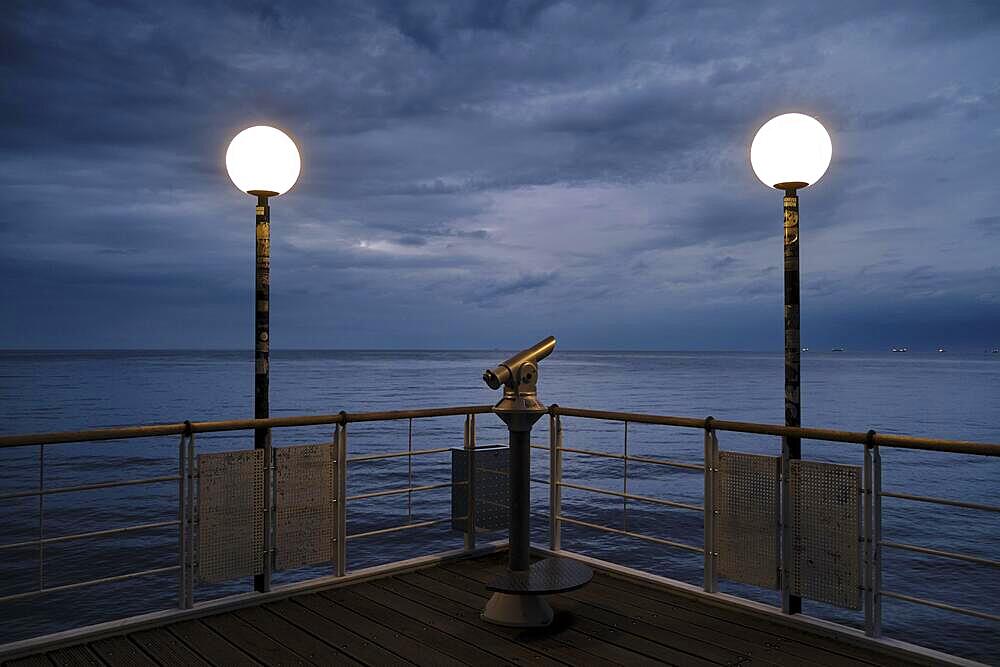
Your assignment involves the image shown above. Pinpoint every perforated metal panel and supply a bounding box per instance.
[790,459,862,609]
[197,449,264,582]
[275,443,336,571]
[452,446,509,532]
[714,451,781,589]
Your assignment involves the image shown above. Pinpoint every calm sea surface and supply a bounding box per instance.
[0,350,997,661]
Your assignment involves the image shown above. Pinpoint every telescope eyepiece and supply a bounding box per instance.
[483,368,503,390]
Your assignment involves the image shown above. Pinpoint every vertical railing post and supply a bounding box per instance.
[38,443,44,593]
[864,437,873,633]
[407,418,413,524]
[863,431,883,637]
[260,433,273,593]
[335,415,347,577]
[184,429,195,609]
[872,437,882,637]
[781,435,793,613]
[703,419,718,593]
[622,421,629,532]
[549,409,562,551]
[177,430,186,609]
[463,413,477,551]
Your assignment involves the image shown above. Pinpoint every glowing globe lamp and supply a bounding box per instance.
[750,113,831,190]
[226,125,301,196]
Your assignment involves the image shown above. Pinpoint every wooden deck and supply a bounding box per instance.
[3,552,934,666]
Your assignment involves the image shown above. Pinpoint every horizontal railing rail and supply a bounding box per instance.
[549,406,1000,456]
[0,405,495,448]
[5,403,997,455]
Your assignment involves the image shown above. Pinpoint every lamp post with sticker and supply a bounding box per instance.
[751,112,831,614]
[226,125,300,592]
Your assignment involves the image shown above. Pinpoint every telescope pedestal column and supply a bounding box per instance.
[482,408,592,628]
[483,416,554,627]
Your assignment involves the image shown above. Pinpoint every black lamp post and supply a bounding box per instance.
[750,112,832,614]
[226,125,301,593]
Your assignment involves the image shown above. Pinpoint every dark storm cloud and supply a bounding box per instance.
[1,0,998,349]
[468,271,559,306]
[973,217,1000,236]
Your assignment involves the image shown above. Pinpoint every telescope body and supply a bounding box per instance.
[483,336,555,391]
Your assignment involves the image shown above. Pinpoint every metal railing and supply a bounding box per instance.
[542,405,1000,639]
[1,402,998,654]
[0,405,493,612]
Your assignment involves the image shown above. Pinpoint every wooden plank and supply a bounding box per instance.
[580,577,867,667]
[444,560,723,667]
[409,568,667,667]
[321,585,506,666]
[368,577,565,666]
[202,613,310,666]
[88,636,156,666]
[267,598,407,666]
[396,571,613,666]
[3,655,53,667]
[129,628,211,667]
[295,594,461,665]
[566,579,793,667]
[596,571,904,666]
[486,553,886,667]
[44,646,100,667]
[234,605,363,666]
[402,568,649,665]
[169,619,260,665]
[422,568,663,665]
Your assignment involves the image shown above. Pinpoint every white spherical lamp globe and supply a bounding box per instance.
[750,113,831,189]
[226,126,301,196]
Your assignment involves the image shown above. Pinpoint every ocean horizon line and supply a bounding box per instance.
[0,347,993,354]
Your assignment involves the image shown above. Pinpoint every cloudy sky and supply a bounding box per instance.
[3,1,999,350]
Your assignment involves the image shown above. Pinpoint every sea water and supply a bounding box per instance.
[0,350,997,661]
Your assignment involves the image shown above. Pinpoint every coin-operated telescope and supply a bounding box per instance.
[482,335,554,422]
[479,336,592,628]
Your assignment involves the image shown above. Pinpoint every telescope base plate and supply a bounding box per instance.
[487,557,593,595]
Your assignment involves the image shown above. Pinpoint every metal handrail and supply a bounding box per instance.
[557,515,703,554]
[0,474,180,501]
[0,566,181,605]
[6,403,998,456]
[347,481,456,502]
[0,405,495,448]
[348,446,452,463]
[347,517,456,541]
[880,490,1000,513]
[0,520,180,552]
[550,406,1000,457]
[880,541,1000,568]
[558,479,702,512]
[558,445,705,471]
